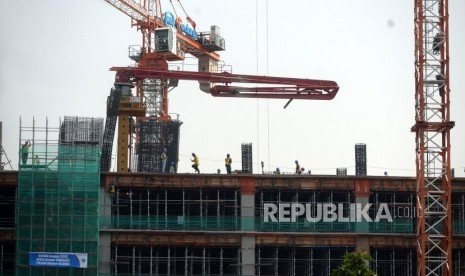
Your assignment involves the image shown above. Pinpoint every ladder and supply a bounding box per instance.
[0,144,13,170]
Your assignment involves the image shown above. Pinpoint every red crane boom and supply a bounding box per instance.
[112,67,339,100]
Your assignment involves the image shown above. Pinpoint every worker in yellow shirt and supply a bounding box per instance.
[225,153,232,174]
[191,153,200,173]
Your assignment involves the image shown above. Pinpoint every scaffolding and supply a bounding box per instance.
[371,248,415,276]
[372,248,465,276]
[16,117,101,275]
[241,143,252,174]
[59,116,103,146]
[101,88,122,172]
[369,192,415,233]
[137,119,181,173]
[111,245,240,275]
[101,188,240,231]
[336,168,347,176]
[256,246,352,276]
[355,143,367,176]
[0,242,15,275]
[452,192,465,234]
[101,184,465,234]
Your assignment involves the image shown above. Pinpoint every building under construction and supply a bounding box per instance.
[0,0,459,274]
[0,117,465,276]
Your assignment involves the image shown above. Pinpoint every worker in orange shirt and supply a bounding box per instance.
[191,153,200,173]
[225,153,232,174]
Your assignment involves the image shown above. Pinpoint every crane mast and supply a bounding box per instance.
[413,0,453,275]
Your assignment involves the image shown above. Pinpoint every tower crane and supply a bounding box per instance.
[99,0,339,174]
[413,0,453,275]
[99,1,454,275]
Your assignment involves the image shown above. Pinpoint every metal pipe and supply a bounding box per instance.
[217,189,220,229]
[114,245,118,274]
[274,247,279,276]
[200,189,203,227]
[132,246,136,275]
[165,190,168,228]
[220,247,224,276]
[202,247,206,275]
[167,247,171,276]
[150,246,153,276]
[184,247,188,276]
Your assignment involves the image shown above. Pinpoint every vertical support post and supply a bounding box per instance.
[217,189,220,229]
[156,192,159,228]
[202,247,206,275]
[240,177,256,275]
[98,181,112,274]
[184,247,188,276]
[130,188,133,229]
[309,248,313,276]
[257,247,260,276]
[200,189,203,227]
[274,247,278,276]
[355,179,370,252]
[234,190,238,229]
[132,246,136,275]
[155,248,159,275]
[167,247,171,276]
[220,247,224,276]
[150,247,153,276]
[114,245,118,274]
[182,189,185,222]
[165,189,168,229]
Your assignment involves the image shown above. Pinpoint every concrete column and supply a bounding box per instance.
[100,184,113,228]
[240,177,256,275]
[355,179,371,252]
[241,193,254,231]
[241,236,256,276]
[99,232,112,274]
[99,179,113,274]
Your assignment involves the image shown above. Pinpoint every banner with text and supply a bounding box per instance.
[29,252,88,268]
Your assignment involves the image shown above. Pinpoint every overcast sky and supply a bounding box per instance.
[1,0,464,176]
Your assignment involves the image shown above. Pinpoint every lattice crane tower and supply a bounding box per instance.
[413,0,454,275]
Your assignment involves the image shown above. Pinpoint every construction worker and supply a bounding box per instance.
[433,33,441,55]
[20,140,31,165]
[225,153,232,174]
[169,162,175,173]
[191,153,200,173]
[160,148,168,173]
[33,155,40,166]
[295,160,301,174]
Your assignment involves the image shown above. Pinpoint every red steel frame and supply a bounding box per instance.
[413,0,453,275]
[112,67,339,100]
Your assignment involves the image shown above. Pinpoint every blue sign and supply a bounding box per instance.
[29,252,88,268]
[163,11,198,40]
